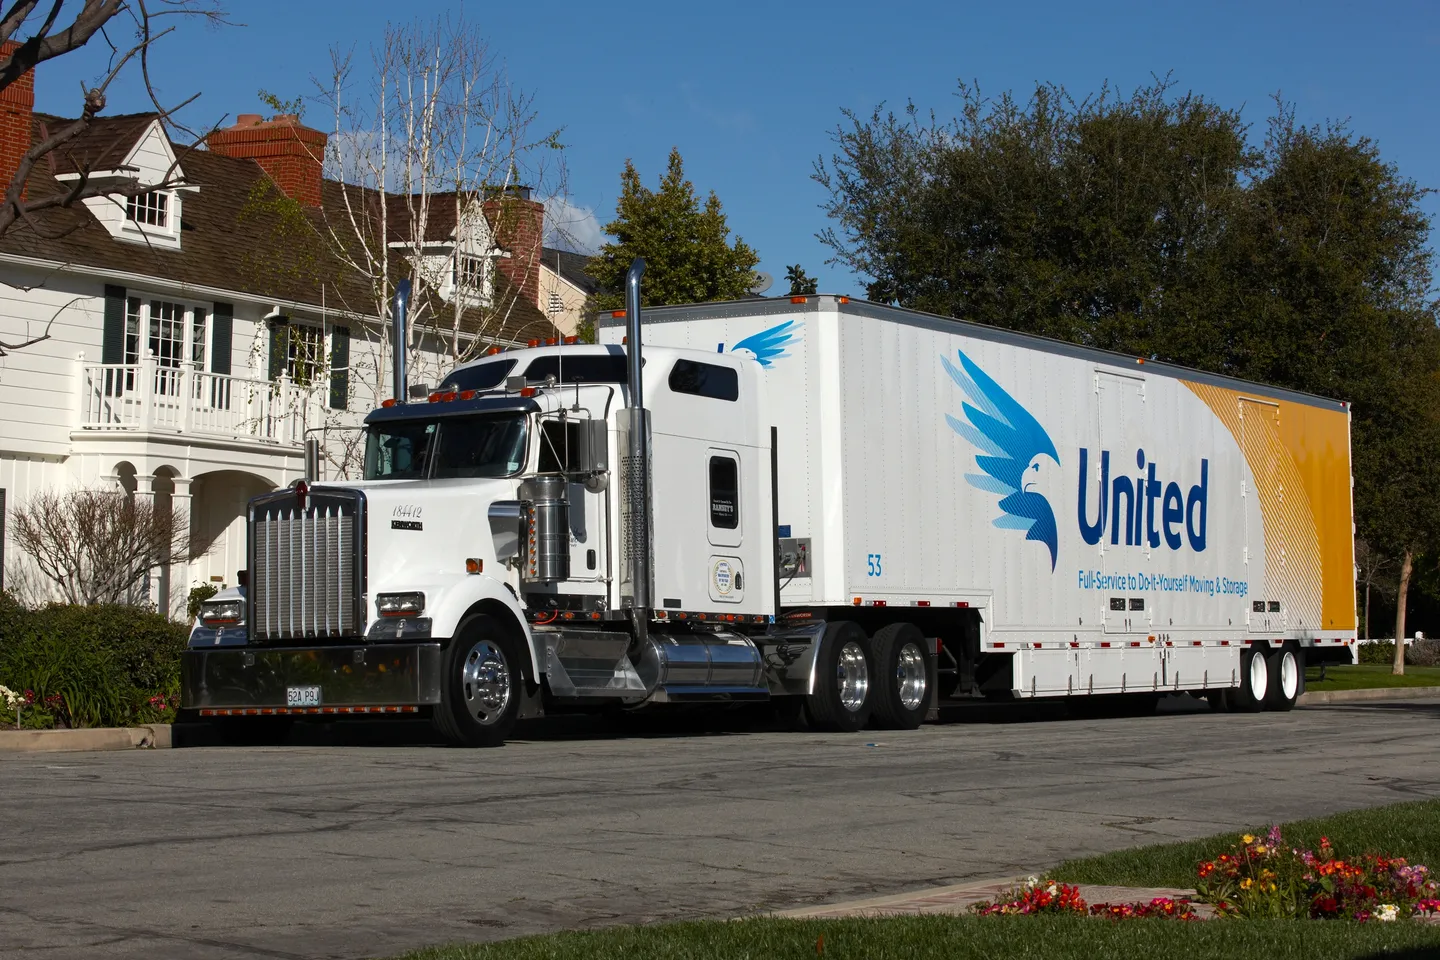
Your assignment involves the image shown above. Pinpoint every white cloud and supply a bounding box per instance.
[543,196,605,254]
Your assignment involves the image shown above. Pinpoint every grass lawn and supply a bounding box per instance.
[398,800,1440,960]
[397,916,1440,959]
[1051,797,1440,888]
[1305,663,1440,691]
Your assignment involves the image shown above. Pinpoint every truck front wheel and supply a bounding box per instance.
[433,615,525,747]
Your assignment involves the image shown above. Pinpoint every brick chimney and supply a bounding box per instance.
[0,40,35,200]
[207,113,326,207]
[483,187,545,307]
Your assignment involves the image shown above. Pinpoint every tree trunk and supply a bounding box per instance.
[1394,549,1413,676]
[1364,582,1370,641]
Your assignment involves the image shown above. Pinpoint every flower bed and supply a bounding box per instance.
[976,828,1440,924]
[1199,826,1440,921]
[973,877,1197,921]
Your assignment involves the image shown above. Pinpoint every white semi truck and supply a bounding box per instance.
[182,261,1359,746]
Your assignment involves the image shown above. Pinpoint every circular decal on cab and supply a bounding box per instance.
[713,559,733,596]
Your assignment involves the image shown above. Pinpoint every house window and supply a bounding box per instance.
[287,323,325,385]
[126,191,169,228]
[454,254,487,288]
[123,296,207,395]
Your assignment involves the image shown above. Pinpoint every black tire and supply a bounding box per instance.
[212,717,293,746]
[432,615,526,747]
[869,623,933,730]
[1265,642,1303,712]
[804,620,874,732]
[1231,647,1268,712]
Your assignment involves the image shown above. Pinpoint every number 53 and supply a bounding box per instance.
[866,553,883,577]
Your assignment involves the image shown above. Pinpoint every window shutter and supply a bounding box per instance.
[267,317,289,381]
[329,325,350,410]
[211,302,233,375]
[101,285,126,364]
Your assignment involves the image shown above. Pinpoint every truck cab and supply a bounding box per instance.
[182,341,787,746]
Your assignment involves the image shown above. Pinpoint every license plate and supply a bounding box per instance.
[286,685,322,707]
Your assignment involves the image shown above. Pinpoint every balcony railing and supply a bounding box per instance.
[77,353,329,447]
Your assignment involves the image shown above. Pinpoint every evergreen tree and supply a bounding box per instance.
[587,148,759,309]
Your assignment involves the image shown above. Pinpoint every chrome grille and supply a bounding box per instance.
[249,489,364,641]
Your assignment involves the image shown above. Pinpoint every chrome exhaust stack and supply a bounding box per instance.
[619,258,652,648]
[391,278,411,404]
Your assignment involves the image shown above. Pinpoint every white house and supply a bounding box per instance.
[0,63,559,617]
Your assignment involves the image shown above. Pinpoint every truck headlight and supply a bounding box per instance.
[376,592,425,617]
[199,599,244,627]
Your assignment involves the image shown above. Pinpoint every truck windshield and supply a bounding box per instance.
[364,415,528,480]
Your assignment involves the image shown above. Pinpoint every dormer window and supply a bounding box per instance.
[126,191,169,228]
[454,254,487,288]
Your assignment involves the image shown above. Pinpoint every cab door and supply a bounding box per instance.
[706,449,745,603]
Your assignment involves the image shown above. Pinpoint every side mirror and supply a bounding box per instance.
[236,569,249,588]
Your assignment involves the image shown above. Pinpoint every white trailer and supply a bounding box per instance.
[183,265,1357,746]
[599,293,1358,710]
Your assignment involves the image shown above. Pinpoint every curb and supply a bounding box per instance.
[0,723,171,754]
[1298,686,1440,705]
[773,878,1205,920]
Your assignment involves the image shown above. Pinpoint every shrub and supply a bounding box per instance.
[1406,639,1440,667]
[1359,641,1397,664]
[0,603,188,728]
[187,583,219,622]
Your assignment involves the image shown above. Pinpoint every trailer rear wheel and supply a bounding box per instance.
[805,621,873,732]
[433,615,524,747]
[870,623,932,730]
[1265,643,1302,712]
[1231,648,1268,712]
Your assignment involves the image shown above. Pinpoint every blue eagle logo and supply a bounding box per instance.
[943,350,1060,571]
[723,320,801,367]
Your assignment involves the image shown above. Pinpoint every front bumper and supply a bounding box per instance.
[182,643,444,711]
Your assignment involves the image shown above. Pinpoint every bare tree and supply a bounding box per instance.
[314,15,565,422]
[12,487,193,605]
[1354,538,1395,641]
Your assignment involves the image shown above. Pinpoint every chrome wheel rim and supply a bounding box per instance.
[461,639,511,725]
[896,641,927,710]
[1248,651,1268,701]
[837,640,869,713]
[1280,650,1298,700]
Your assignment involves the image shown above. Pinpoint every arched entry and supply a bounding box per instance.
[188,470,277,596]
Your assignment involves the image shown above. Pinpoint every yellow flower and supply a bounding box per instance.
[1242,834,1256,844]
[1241,878,1254,890]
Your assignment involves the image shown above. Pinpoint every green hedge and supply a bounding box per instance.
[0,595,187,729]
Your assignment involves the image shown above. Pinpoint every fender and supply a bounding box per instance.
[413,573,540,681]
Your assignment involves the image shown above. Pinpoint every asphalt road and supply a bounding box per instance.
[3,698,1439,960]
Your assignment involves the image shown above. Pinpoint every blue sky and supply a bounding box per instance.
[29,0,1440,296]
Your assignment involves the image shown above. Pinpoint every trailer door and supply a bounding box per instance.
[1239,397,1283,634]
